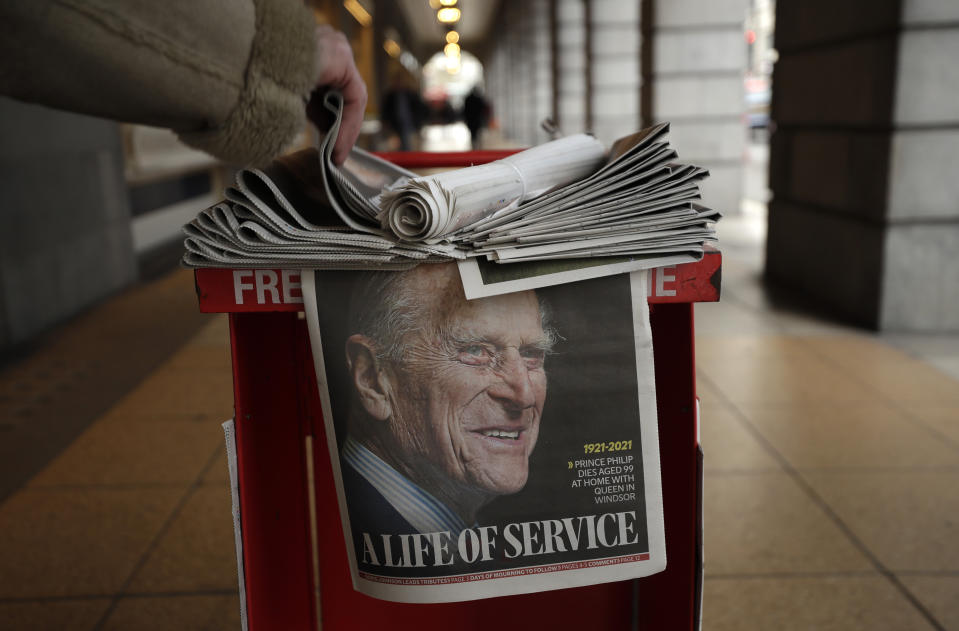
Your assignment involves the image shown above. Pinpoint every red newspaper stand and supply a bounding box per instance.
[193,151,721,631]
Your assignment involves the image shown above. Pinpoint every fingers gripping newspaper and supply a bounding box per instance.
[303,263,666,603]
[184,92,461,269]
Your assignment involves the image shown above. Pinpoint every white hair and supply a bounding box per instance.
[348,267,558,362]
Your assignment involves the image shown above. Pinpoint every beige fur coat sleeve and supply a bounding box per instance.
[0,0,316,165]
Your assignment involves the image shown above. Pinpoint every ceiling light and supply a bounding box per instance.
[383,39,401,58]
[445,31,459,44]
[439,0,458,5]
[343,0,372,27]
[444,43,460,57]
[437,7,461,23]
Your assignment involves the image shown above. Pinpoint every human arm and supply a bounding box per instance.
[0,0,364,165]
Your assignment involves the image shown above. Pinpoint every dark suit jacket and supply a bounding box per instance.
[340,456,418,550]
[340,457,475,576]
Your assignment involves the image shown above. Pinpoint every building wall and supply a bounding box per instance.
[0,99,137,352]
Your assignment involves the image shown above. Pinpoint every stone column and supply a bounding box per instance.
[766,0,959,331]
[486,0,552,147]
[647,0,749,216]
[588,0,642,146]
[554,0,589,135]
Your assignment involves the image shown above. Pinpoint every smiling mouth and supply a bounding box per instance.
[480,429,521,440]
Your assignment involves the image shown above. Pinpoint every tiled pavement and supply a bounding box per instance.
[695,215,959,630]
[0,271,239,630]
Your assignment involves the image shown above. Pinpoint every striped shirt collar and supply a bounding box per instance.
[342,436,468,536]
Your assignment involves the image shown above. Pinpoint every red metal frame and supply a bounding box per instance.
[198,151,720,630]
[374,150,521,168]
[195,254,720,315]
[229,312,316,629]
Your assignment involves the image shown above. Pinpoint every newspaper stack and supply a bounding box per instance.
[183,91,719,270]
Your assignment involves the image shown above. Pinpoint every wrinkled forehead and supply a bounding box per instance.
[406,265,545,343]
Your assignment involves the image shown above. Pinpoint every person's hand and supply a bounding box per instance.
[310,25,367,165]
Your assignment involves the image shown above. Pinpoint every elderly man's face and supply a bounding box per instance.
[384,270,549,498]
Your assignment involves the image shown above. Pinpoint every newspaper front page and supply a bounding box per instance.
[303,264,665,603]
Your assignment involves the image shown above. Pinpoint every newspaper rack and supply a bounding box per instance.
[193,151,721,631]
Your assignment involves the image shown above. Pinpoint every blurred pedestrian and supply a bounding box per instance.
[0,0,366,165]
[380,73,426,151]
[463,86,490,149]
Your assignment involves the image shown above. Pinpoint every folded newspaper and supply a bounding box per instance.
[183,91,719,270]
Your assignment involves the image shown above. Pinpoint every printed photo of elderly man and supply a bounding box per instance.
[311,263,651,578]
[339,263,555,540]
